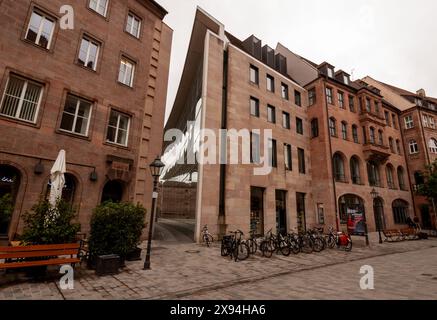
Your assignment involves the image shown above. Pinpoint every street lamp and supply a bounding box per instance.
[143,156,165,270]
[371,188,383,244]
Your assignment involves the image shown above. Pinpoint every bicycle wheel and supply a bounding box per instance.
[279,240,291,256]
[247,239,257,255]
[345,238,352,252]
[301,237,314,254]
[234,242,250,261]
[204,234,214,247]
[288,238,300,254]
[312,238,324,253]
[221,243,228,256]
[326,235,336,249]
[260,241,273,258]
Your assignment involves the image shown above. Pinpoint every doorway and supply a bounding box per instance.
[373,197,386,231]
[276,190,287,235]
[296,192,306,234]
[250,187,265,236]
[420,205,432,229]
[0,165,21,235]
[101,180,124,203]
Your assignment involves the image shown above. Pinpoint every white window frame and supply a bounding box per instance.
[78,37,100,71]
[118,58,135,87]
[89,0,109,17]
[429,116,435,129]
[404,115,414,129]
[423,115,429,128]
[106,110,131,146]
[126,13,141,38]
[60,95,92,136]
[409,140,419,154]
[0,75,43,123]
[25,10,56,49]
[430,139,437,154]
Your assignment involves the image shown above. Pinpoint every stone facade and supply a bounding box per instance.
[0,0,172,241]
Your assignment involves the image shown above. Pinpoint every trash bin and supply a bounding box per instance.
[95,254,120,276]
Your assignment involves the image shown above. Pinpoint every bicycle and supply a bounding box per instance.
[326,226,352,251]
[267,229,291,256]
[201,225,214,247]
[220,230,250,262]
[245,230,260,255]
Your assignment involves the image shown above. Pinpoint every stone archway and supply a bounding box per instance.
[373,197,386,231]
[0,165,21,235]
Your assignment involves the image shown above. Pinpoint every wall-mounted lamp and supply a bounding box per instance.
[34,159,44,175]
[90,169,98,182]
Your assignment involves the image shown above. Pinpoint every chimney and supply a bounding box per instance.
[416,89,426,98]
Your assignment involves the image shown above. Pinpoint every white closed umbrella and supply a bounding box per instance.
[49,149,66,207]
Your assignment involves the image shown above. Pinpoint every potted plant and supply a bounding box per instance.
[89,201,146,274]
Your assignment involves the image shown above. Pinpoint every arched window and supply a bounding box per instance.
[429,138,437,153]
[392,199,409,224]
[409,140,419,154]
[389,137,394,153]
[311,118,319,138]
[101,180,124,203]
[350,156,361,185]
[369,127,375,144]
[396,139,402,154]
[386,165,395,189]
[0,165,21,235]
[367,161,380,187]
[397,167,407,190]
[45,173,77,204]
[329,117,337,137]
[338,194,364,224]
[352,125,359,143]
[341,121,348,140]
[333,153,346,182]
[378,129,384,145]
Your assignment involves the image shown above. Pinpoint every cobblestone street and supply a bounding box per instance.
[1,237,437,300]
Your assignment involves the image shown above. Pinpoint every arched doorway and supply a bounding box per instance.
[338,194,365,225]
[0,165,21,235]
[45,173,77,204]
[101,180,124,203]
[373,197,386,231]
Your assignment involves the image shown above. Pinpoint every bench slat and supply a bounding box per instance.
[0,249,79,260]
[0,258,80,270]
[0,243,80,253]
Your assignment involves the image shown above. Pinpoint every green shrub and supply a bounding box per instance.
[89,201,146,258]
[21,199,80,244]
[0,193,14,233]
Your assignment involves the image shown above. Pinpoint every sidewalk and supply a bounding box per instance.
[1,237,436,300]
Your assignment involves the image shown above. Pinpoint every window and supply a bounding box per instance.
[392,114,398,129]
[386,165,395,189]
[423,115,429,128]
[352,125,359,143]
[367,161,381,187]
[341,122,347,140]
[429,116,436,129]
[118,57,135,87]
[89,0,109,17]
[384,111,390,126]
[250,97,259,117]
[250,65,259,84]
[0,75,43,123]
[429,138,437,153]
[349,95,355,112]
[338,92,345,109]
[362,126,367,144]
[294,90,302,106]
[350,157,361,185]
[106,110,130,146]
[309,88,316,106]
[343,75,349,85]
[266,75,275,92]
[329,117,337,137]
[389,137,395,153]
[404,115,414,129]
[267,105,276,123]
[369,127,375,144]
[392,200,409,224]
[60,94,92,136]
[423,115,436,129]
[396,139,402,154]
[409,140,419,154]
[268,139,277,168]
[250,132,260,164]
[327,68,334,78]
[281,83,289,100]
[374,101,380,114]
[78,37,100,71]
[298,148,305,174]
[311,118,319,138]
[25,10,55,49]
[296,117,303,135]
[397,167,407,190]
[365,98,371,112]
[378,130,383,146]
[326,87,333,104]
[284,144,292,171]
[333,153,345,182]
[126,12,141,38]
[282,112,290,129]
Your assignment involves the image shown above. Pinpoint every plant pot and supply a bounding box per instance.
[119,255,126,268]
[126,247,142,261]
[95,254,120,276]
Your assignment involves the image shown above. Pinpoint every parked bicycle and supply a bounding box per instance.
[201,225,214,247]
[326,226,352,251]
[220,230,250,262]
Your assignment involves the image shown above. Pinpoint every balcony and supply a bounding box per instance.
[363,143,391,163]
[359,110,386,127]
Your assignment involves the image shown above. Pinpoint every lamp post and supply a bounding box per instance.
[371,188,383,244]
[143,156,165,270]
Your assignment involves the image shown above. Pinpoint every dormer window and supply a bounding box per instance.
[327,68,334,78]
[416,98,423,107]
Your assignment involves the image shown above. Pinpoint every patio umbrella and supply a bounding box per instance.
[49,149,66,207]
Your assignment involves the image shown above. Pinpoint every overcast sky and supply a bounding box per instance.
[157,0,437,122]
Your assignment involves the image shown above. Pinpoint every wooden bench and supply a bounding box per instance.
[400,228,419,241]
[0,243,81,271]
[383,229,403,242]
